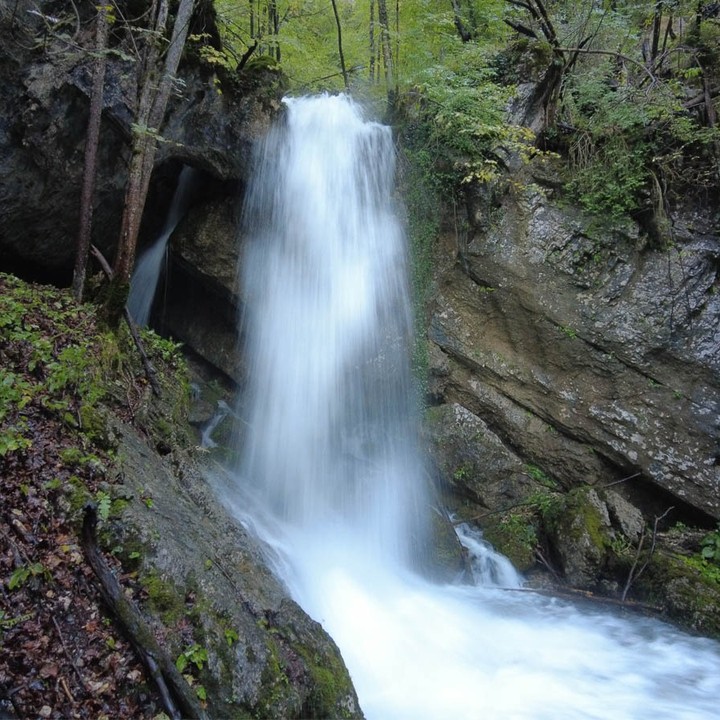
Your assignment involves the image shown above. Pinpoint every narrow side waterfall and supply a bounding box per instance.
[128,166,198,326]
[228,94,720,720]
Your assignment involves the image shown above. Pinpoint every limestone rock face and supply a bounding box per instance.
[0,1,275,280]
[427,170,720,523]
[109,416,361,719]
[162,197,246,383]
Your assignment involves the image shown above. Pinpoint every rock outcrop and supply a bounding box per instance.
[424,157,720,623]
[428,164,720,523]
[0,0,276,283]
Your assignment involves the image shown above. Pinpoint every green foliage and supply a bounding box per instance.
[8,562,49,590]
[175,643,209,673]
[553,22,719,219]
[701,524,720,563]
[683,554,720,585]
[403,40,535,192]
[95,490,112,522]
[224,627,239,647]
[0,273,109,457]
[524,464,558,489]
[489,509,538,570]
[140,328,183,365]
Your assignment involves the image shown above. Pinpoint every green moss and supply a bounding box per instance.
[552,487,609,553]
[292,643,356,719]
[632,552,720,638]
[483,509,538,571]
[66,475,92,516]
[255,636,292,718]
[141,570,185,624]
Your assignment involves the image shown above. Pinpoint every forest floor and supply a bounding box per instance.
[0,273,164,719]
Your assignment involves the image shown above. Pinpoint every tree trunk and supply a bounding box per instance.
[451,0,472,42]
[649,1,662,68]
[269,0,280,61]
[111,0,196,314]
[73,5,109,302]
[330,0,348,89]
[377,0,394,105]
[369,0,376,81]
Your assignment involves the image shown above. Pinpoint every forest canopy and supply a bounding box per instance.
[207,0,720,224]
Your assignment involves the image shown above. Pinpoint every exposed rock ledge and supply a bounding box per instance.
[110,417,361,718]
[428,168,720,522]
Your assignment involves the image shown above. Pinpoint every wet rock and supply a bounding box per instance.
[548,487,613,588]
[604,490,644,542]
[108,417,361,719]
[427,167,720,522]
[425,403,530,511]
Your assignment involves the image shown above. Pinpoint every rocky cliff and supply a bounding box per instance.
[424,157,720,631]
[429,164,720,519]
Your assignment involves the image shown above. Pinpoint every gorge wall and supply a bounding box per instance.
[428,163,720,522]
[423,157,720,625]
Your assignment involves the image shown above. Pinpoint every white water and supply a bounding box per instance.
[128,166,198,326]
[229,94,720,720]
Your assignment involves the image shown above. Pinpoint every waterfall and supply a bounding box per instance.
[238,94,428,569]
[227,94,720,720]
[128,166,198,327]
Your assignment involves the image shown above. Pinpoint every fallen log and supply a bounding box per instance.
[81,504,207,720]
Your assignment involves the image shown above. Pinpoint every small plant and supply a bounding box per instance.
[453,464,472,481]
[524,464,557,489]
[8,562,49,590]
[140,329,183,365]
[701,524,720,564]
[95,490,112,522]
[175,643,209,673]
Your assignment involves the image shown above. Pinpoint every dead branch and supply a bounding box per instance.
[508,585,662,614]
[81,504,207,720]
[554,46,657,84]
[600,471,642,488]
[621,506,674,602]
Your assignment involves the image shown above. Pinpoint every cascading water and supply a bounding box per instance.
[127,165,198,326]
[228,94,720,720]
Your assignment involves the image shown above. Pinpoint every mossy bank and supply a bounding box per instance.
[0,272,361,719]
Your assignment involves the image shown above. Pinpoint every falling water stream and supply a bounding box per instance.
[128,165,198,326]
[228,94,720,720]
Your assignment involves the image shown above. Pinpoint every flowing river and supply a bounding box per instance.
[227,93,720,720]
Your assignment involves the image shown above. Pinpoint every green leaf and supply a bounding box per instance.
[8,567,30,590]
[96,491,112,522]
[175,654,188,673]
